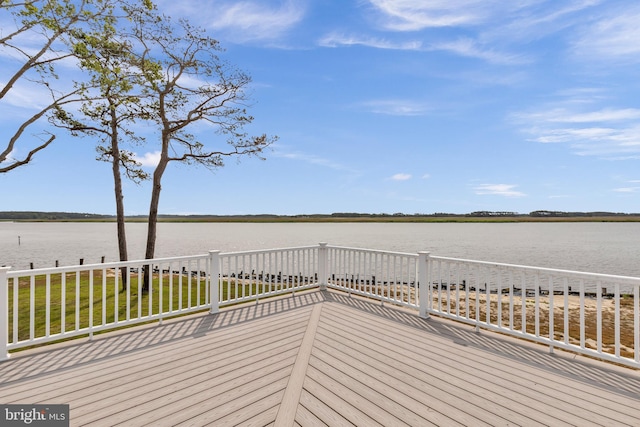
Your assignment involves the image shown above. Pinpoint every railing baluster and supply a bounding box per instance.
[496,268,502,328]
[14,276,20,343]
[169,263,174,313]
[103,268,108,325]
[89,269,94,337]
[615,282,620,358]
[45,273,51,338]
[508,270,514,330]
[74,271,80,339]
[126,267,130,321]
[580,279,585,350]
[597,280,602,354]
[196,258,201,305]
[485,267,490,325]
[29,275,35,340]
[521,272,526,334]
[114,267,119,324]
[548,276,554,352]
[635,285,639,364]
[563,277,569,345]
[534,273,540,337]
[137,266,142,318]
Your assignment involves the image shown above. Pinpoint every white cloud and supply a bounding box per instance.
[160,0,305,43]
[613,187,640,193]
[391,173,412,181]
[366,0,503,31]
[483,0,601,44]
[134,151,161,168]
[513,104,640,158]
[430,37,530,65]
[358,99,430,116]
[521,108,640,124]
[277,151,352,172]
[572,7,640,61]
[422,173,431,179]
[318,32,422,50]
[474,184,526,197]
[319,33,523,65]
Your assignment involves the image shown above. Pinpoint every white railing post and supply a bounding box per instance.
[1,267,10,361]
[418,252,430,319]
[209,251,221,314]
[318,243,328,290]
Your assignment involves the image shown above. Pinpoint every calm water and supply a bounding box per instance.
[0,222,639,277]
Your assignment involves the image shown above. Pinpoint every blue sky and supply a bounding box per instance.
[2,0,640,215]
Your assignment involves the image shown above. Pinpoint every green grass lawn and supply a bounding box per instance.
[6,270,279,344]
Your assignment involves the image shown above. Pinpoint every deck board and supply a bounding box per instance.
[318,304,589,425]
[320,297,640,425]
[1,289,639,426]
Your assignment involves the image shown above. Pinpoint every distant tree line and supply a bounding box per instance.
[0,211,111,220]
[2,211,639,221]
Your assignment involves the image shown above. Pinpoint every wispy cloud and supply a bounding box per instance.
[572,6,640,61]
[613,180,640,193]
[359,1,602,66]
[430,37,530,65]
[157,0,305,43]
[522,108,640,123]
[474,184,526,197]
[483,0,601,44]
[277,151,353,172]
[318,32,422,50]
[357,99,430,116]
[390,173,412,181]
[366,0,502,31]
[613,187,640,193]
[514,104,640,157]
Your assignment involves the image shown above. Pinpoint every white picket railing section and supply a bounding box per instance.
[218,246,320,306]
[1,243,639,369]
[1,254,213,353]
[426,255,640,369]
[324,245,420,309]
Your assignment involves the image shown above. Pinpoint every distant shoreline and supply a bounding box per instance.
[2,211,640,223]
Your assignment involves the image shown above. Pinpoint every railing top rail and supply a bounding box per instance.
[6,253,210,277]
[325,245,418,257]
[221,245,320,257]
[431,255,640,285]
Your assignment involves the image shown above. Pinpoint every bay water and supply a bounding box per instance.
[0,222,639,278]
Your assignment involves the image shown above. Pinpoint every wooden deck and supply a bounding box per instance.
[1,289,640,426]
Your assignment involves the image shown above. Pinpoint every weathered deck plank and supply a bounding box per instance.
[0,289,639,427]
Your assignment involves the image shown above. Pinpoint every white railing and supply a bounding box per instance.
[324,245,420,309]
[218,245,320,306]
[426,255,640,369]
[1,244,639,369]
[1,254,213,354]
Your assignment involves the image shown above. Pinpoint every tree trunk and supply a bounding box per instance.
[143,153,168,292]
[110,104,129,291]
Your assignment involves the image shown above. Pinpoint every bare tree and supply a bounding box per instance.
[131,15,275,289]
